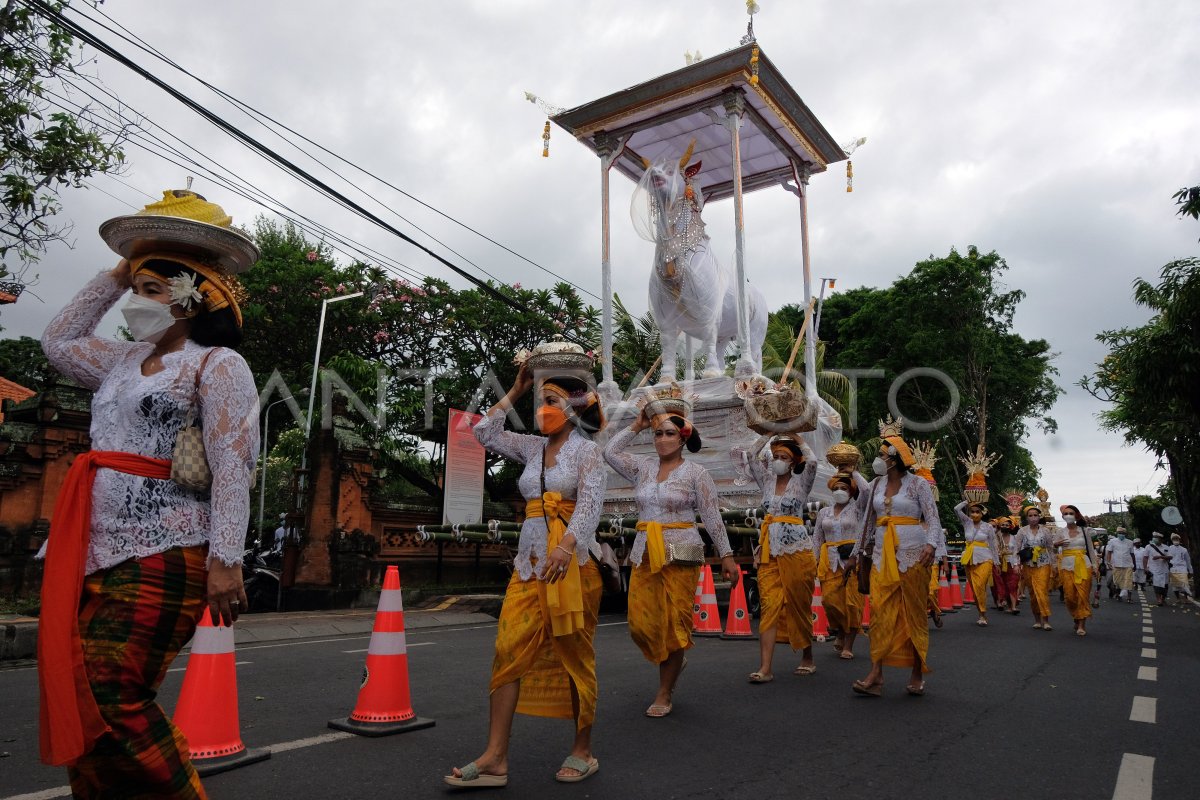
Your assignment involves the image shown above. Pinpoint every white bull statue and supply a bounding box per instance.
[632,142,767,380]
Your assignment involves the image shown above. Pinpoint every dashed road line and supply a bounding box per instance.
[1137,666,1157,681]
[1112,753,1155,800]
[167,659,250,673]
[1142,636,1156,644]
[1130,696,1157,723]
[342,642,435,653]
[1141,648,1157,659]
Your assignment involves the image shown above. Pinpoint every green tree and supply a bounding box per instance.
[760,312,850,420]
[1081,255,1200,557]
[0,334,58,390]
[820,247,1060,521]
[0,0,129,287]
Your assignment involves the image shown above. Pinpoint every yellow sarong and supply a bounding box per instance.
[823,562,865,634]
[490,561,602,729]
[526,494,583,637]
[758,550,817,649]
[869,560,932,672]
[1060,548,1092,621]
[628,562,702,664]
[967,562,992,613]
[760,515,805,564]
[635,521,694,573]
[818,539,856,584]
[1026,564,1052,619]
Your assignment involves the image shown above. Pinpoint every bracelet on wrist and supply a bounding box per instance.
[554,544,573,557]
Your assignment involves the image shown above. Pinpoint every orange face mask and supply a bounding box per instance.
[535,405,569,435]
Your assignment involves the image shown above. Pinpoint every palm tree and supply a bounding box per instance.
[760,312,851,422]
[611,293,661,387]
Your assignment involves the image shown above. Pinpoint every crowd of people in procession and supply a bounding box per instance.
[29,190,1195,795]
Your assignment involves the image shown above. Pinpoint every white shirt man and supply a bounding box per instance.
[1104,533,1136,601]
[1166,534,1193,602]
[1132,540,1148,588]
[1144,534,1173,605]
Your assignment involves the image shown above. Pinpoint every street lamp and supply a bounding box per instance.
[257,389,307,544]
[300,291,364,478]
[813,277,836,340]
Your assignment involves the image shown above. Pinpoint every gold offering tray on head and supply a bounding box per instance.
[99,215,259,274]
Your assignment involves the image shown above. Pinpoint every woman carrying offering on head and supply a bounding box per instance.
[992,517,1022,614]
[813,469,871,659]
[848,420,942,697]
[446,346,608,788]
[955,501,1001,626]
[1053,505,1099,636]
[604,385,737,718]
[739,432,819,681]
[38,191,260,797]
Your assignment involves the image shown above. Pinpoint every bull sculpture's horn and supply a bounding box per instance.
[678,138,697,169]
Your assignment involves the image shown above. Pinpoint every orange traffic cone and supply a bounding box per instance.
[329,566,435,736]
[692,564,722,637]
[721,570,756,640]
[860,595,871,630]
[691,569,706,631]
[172,609,270,777]
[811,579,829,641]
[949,565,964,609]
[938,569,955,612]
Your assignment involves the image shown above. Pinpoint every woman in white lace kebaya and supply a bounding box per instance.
[849,435,941,697]
[955,501,1001,625]
[39,245,259,797]
[741,433,818,682]
[446,364,607,788]
[604,403,737,718]
[812,470,871,659]
[1052,504,1098,636]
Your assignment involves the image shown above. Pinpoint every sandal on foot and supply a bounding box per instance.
[976,618,988,626]
[645,703,672,718]
[794,664,817,676]
[852,679,882,697]
[906,682,926,696]
[838,650,855,660]
[748,671,774,684]
[444,762,508,788]
[556,755,599,783]
[1042,623,1053,631]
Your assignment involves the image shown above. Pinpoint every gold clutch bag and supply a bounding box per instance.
[665,542,705,567]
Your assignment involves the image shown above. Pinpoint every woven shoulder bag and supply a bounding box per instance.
[172,348,218,491]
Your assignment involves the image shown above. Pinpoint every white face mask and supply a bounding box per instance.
[769,459,792,476]
[121,293,177,343]
[831,489,850,504]
[871,457,889,477]
[1063,514,1076,525]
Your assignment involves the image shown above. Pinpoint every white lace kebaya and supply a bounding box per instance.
[740,434,817,557]
[473,409,606,581]
[603,427,733,567]
[853,472,943,573]
[41,271,260,572]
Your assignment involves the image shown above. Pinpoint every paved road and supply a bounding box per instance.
[2,589,1196,799]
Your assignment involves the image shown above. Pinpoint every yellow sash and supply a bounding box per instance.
[635,521,694,573]
[875,516,921,591]
[818,539,856,582]
[1031,545,1045,564]
[759,514,805,564]
[526,493,583,637]
[1061,548,1090,585]
[960,538,990,565]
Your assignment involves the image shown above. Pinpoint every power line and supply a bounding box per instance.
[77,0,600,301]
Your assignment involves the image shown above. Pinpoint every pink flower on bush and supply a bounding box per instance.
[374,331,390,343]
[512,282,522,290]
[553,320,566,330]
[399,294,411,303]
[306,251,318,262]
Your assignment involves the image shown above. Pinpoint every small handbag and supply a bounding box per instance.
[171,349,217,492]
[665,541,706,567]
[856,542,873,595]
[1018,546,1034,565]
[836,542,856,561]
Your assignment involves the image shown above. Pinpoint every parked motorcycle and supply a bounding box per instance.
[242,547,281,613]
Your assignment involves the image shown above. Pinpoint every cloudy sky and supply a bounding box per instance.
[3,0,1198,517]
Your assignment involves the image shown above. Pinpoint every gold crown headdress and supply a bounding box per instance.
[876,414,915,467]
[878,414,904,439]
[638,381,698,420]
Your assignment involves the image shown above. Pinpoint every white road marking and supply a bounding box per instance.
[1142,626,1153,634]
[343,642,435,653]
[1,789,70,800]
[597,621,630,627]
[1141,648,1157,659]
[1137,666,1157,681]
[1112,753,1155,800]
[235,635,370,651]
[1142,636,1156,644]
[1129,696,1157,724]
[167,660,250,673]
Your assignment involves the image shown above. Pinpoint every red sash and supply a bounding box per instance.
[38,451,171,766]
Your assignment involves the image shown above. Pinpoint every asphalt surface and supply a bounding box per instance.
[1,589,1196,800]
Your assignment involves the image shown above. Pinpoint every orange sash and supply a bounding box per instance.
[38,451,172,766]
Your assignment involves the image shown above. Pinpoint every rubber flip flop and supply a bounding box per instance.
[838,651,855,660]
[748,672,774,684]
[444,762,508,788]
[906,682,926,696]
[794,664,817,676]
[852,679,882,697]
[556,756,599,783]
[645,703,672,718]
